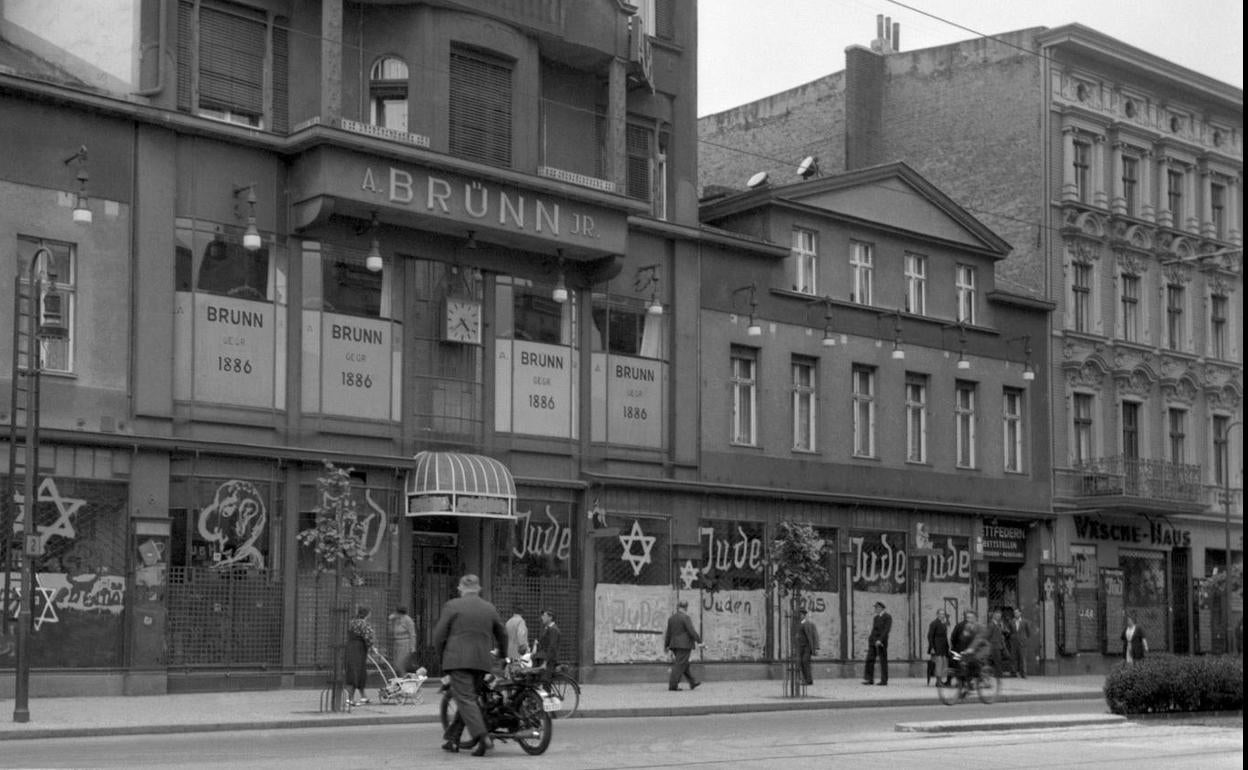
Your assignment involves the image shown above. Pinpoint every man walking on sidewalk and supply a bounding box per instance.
[862,601,891,686]
[664,598,702,691]
[796,608,820,685]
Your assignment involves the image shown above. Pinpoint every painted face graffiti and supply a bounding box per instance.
[198,480,268,569]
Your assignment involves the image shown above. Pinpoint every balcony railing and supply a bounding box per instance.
[1058,455,1205,504]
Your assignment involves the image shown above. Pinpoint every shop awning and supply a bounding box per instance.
[405,451,516,519]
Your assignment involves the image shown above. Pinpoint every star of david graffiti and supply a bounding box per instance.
[11,477,87,550]
[617,520,656,577]
[679,559,700,590]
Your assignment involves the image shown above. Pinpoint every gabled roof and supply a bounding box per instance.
[699,161,1012,259]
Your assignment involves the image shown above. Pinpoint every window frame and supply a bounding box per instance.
[849,241,873,305]
[1120,272,1140,342]
[1212,414,1230,486]
[1165,282,1185,351]
[1121,154,1139,218]
[1073,139,1091,203]
[1167,407,1187,464]
[1209,293,1228,359]
[955,380,977,468]
[369,56,410,131]
[791,356,817,452]
[449,45,514,168]
[1003,387,1024,473]
[904,373,928,464]
[1210,182,1226,240]
[1073,392,1095,465]
[1121,400,1141,460]
[1167,168,1184,224]
[852,365,876,458]
[1071,261,1092,333]
[904,253,927,316]
[730,346,757,446]
[956,264,977,325]
[791,228,818,295]
[18,236,76,374]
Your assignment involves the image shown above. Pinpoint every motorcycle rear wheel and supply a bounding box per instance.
[513,687,553,755]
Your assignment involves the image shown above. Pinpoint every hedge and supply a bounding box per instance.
[1103,654,1244,715]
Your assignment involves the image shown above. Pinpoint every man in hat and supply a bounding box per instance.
[432,574,507,756]
[862,601,892,685]
[664,598,702,691]
[796,608,820,685]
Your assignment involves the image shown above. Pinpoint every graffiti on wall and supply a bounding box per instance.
[921,535,971,582]
[511,505,573,564]
[594,583,671,663]
[198,480,268,569]
[849,531,908,593]
[2,476,127,667]
[700,588,766,661]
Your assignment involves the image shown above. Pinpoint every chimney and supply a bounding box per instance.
[846,19,888,170]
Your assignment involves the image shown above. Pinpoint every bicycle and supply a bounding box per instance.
[936,651,1000,705]
[541,664,580,719]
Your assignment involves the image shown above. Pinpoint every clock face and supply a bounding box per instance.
[445,299,482,343]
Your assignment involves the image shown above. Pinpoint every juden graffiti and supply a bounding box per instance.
[2,477,125,659]
[510,505,572,564]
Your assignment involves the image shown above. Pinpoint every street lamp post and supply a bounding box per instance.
[1221,421,1242,655]
[10,247,63,723]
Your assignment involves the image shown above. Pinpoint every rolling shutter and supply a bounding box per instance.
[198,4,265,117]
[449,47,513,168]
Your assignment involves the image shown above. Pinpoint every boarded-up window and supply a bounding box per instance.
[449,47,513,167]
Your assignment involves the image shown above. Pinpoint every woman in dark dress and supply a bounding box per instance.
[345,606,377,705]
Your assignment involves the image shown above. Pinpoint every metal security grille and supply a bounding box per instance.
[626,124,652,200]
[449,47,512,167]
[166,567,283,667]
[1120,549,1169,652]
[492,575,581,669]
[293,571,398,668]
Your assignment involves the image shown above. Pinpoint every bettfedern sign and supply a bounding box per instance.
[289,147,628,255]
[980,520,1027,561]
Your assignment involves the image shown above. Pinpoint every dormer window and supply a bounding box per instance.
[370,56,409,131]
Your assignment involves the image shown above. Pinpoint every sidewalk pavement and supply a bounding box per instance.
[0,674,1108,742]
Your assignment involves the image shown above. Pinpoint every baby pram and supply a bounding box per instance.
[368,650,427,705]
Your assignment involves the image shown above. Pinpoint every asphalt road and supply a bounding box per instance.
[1,699,1240,769]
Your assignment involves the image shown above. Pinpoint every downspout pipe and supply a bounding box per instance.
[134,0,168,97]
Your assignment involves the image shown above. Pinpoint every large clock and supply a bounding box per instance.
[443,298,482,344]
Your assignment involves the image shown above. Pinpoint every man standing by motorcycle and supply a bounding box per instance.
[433,574,508,756]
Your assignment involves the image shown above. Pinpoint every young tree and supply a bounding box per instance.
[769,521,830,696]
[298,461,370,711]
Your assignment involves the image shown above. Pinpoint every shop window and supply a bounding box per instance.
[176,0,288,132]
[369,56,409,131]
[1120,549,1169,652]
[496,500,576,579]
[449,45,512,167]
[17,236,75,373]
[591,293,665,358]
[1070,543,1099,651]
[302,242,388,318]
[176,223,279,302]
[495,276,572,345]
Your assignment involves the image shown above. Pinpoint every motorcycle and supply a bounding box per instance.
[439,664,556,755]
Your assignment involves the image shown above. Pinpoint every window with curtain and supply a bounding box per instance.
[904,253,927,315]
[731,347,757,445]
[955,380,977,468]
[791,228,817,295]
[495,277,572,344]
[449,46,513,167]
[850,241,873,305]
[1003,388,1023,472]
[956,264,977,324]
[791,357,817,451]
[17,236,75,373]
[852,365,875,457]
[905,373,927,463]
[1120,273,1139,342]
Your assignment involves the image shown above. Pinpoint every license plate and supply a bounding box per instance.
[542,696,562,712]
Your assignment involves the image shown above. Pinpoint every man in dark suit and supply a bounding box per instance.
[532,609,560,672]
[1010,609,1034,678]
[664,598,702,691]
[795,608,820,685]
[926,609,951,686]
[432,574,507,757]
[862,601,892,685]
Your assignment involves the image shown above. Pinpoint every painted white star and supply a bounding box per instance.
[32,574,60,631]
[679,560,700,590]
[617,520,656,577]
[13,477,86,548]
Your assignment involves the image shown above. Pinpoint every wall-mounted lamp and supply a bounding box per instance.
[1006,335,1036,382]
[634,264,664,316]
[954,322,971,370]
[64,145,92,224]
[552,251,569,303]
[806,295,837,347]
[365,212,383,272]
[233,183,262,251]
[879,309,905,360]
[732,282,761,336]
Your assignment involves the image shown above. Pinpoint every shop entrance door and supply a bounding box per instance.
[987,563,1020,614]
[413,543,457,675]
[1170,547,1191,654]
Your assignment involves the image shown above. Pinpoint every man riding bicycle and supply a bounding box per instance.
[950,610,990,684]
